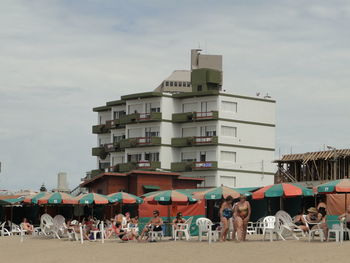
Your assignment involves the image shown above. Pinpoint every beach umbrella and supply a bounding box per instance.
[76,193,111,205]
[0,197,24,206]
[23,192,52,204]
[143,190,197,205]
[108,192,143,204]
[252,183,314,200]
[193,186,251,200]
[317,179,350,193]
[37,192,78,205]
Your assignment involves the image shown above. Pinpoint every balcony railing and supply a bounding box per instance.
[119,112,162,125]
[172,111,218,123]
[91,147,108,159]
[119,137,161,148]
[172,136,218,147]
[171,161,218,172]
[92,124,110,134]
[192,161,218,170]
[118,161,161,172]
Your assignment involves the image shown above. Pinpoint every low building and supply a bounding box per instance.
[80,170,203,196]
[275,149,350,186]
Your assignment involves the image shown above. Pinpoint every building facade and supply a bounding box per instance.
[90,50,276,188]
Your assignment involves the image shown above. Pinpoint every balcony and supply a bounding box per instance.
[172,111,218,123]
[119,137,161,149]
[91,147,108,159]
[172,136,218,147]
[106,119,126,129]
[90,169,104,178]
[92,124,109,134]
[192,161,218,170]
[171,161,218,172]
[119,112,162,125]
[118,161,161,172]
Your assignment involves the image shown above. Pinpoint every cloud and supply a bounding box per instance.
[0,0,349,190]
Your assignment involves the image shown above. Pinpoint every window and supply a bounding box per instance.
[221,151,237,163]
[181,152,196,162]
[174,82,177,87]
[187,82,191,87]
[145,152,160,162]
[179,82,182,87]
[221,126,237,138]
[127,154,142,162]
[200,151,206,162]
[201,101,217,112]
[221,176,236,187]
[183,82,187,87]
[145,127,160,137]
[170,81,173,86]
[165,81,169,86]
[182,127,197,137]
[200,126,216,137]
[128,128,142,138]
[113,110,126,119]
[146,102,160,113]
[222,101,237,113]
[182,102,197,112]
[128,104,142,114]
[113,135,125,142]
[99,115,102,124]
[198,85,202,91]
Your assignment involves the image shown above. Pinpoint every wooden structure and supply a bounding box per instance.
[275,149,350,186]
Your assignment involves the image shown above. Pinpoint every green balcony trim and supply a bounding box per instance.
[93,105,111,112]
[106,100,126,106]
[218,118,275,127]
[172,112,194,123]
[172,90,220,98]
[119,137,162,149]
[117,161,161,172]
[218,143,275,151]
[171,136,218,147]
[92,147,108,159]
[121,92,163,101]
[171,162,193,172]
[119,112,162,125]
[90,169,104,178]
[92,124,110,134]
[192,161,218,171]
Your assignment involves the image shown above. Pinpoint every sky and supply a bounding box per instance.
[1,0,350,191]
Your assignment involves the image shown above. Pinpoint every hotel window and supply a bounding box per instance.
[182,127,197,137]
[165,81,169,86]
[222,101,237,113]
[200,126,216,137]
[181,152,196,162]
[170,81,173,86]
[182,102,197,113]
[221,126,237,138]
[145,127,160,137]
[128,128,142,138]
[145,152,160,162]
[221,151,237,163]
[127,154,142,162]
[174,82,178,87]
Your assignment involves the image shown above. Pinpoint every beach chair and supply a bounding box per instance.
[148,225,164,242]
[275,210,304,239]
[262,216,283,241]
[303,215,325,242]
[90,220,106,242]
[254,217,265,234]
[247,222,256,235]
[196,217,218,243]
[0,222,11,236]
[173,217,193,241]
[40,214,60,239]
[53,215,67,237]
[8,222,22,236]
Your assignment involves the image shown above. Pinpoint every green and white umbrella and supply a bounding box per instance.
[108,192,143,204]
[143,190,197,205]
[76,193,111,205]
[37,192,78,205]
[193,186,252,200]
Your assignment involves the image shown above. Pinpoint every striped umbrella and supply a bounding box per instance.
[317,179,350,193]
[193,186,251,200]
[108,192,143,204]
[76,193,111,205]
[143,190,197,205]
[37,192,78,205]
[23,192,52,204]
[252,183,314,200]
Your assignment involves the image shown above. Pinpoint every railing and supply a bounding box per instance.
[193,111,219,120]
[118,161,161,172]
[278,167,297,183]
[171,136,218,147]
[192,161,218,170]
[92,124,109,134]
[120,137,161,148]
[193,136,218,145]
[119,112,162,124]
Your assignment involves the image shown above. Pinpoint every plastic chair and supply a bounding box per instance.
[196,217,218,243]
[173,217,193,241]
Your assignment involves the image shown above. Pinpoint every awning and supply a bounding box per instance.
[143,185,160,190]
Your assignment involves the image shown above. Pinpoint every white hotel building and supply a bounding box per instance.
[91,50,276,188]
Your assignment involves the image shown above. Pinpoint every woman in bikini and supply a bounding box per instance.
[22,218,34,234]
[219,195,233,242]
[234,194,251,241]
[172,212,186,238]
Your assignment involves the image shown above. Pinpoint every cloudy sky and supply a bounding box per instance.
[1,0,349,191]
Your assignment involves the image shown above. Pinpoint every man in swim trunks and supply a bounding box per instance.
[139,210,163,240]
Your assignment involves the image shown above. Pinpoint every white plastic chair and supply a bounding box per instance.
[0,222,11,236]
[262,216,282,241]
[173,217,193,241]
[40,214,60,239]
[196,217,218,243]
[8,222,22,235]
[303,215,325,242]
[53,215,67,237]
[247,222,256,235]
[149,225,164,242]
[275,210,304,240]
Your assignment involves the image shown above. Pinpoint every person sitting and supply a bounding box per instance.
[139,210,163,241]
[107,221,138,241]
[303,207,322,231]
[293,210,308,233]
[339,205,350,229]
[82,216,95,240]
[317,197,327,216]
[125,212,131,224]
[172,212,186,238]
[21,218,34,234]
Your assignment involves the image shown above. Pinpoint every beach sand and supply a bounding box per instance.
[1,235,349,263]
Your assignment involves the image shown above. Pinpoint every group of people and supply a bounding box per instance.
[219,194,251,242]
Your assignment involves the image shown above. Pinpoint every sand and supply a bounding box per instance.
[1,235,349,263]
